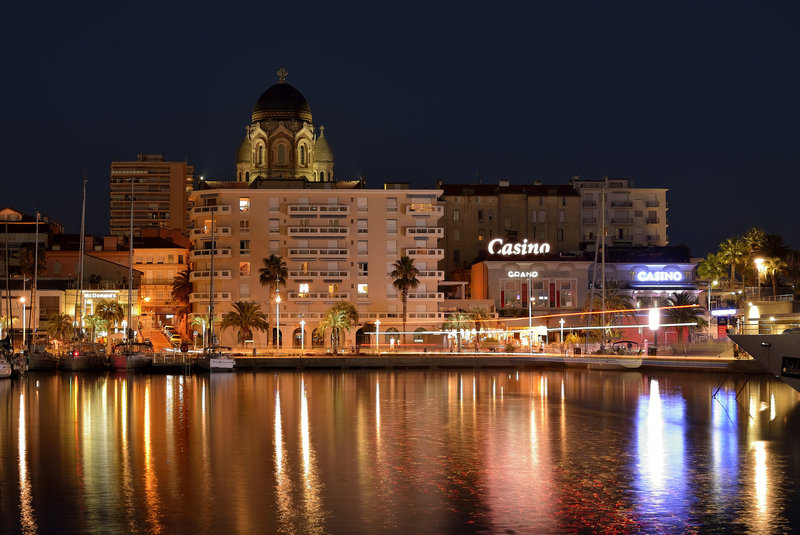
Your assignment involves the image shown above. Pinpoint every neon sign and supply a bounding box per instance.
[488,238,551,256]
[83,292,118,299]
[634,269,683,282]
[507,271,539,278]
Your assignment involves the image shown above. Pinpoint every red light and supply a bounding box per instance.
[73,350,80,357]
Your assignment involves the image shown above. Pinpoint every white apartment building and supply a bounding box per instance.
[188,183,444,350]
[571,176,668,251]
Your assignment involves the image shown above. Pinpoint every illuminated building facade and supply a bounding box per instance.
[110,153,194,238]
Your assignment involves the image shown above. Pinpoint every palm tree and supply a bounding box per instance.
[315,301,359,354]
[759,233,790,260]
[468,306,491,345]
[718,237,747,288]
[762,257,788,297]
[390,256,419,344]
[95,299,125,332]
[663,292,707,344]
[191,314,214,347]
[443,310,472,351]
[47,313,73,345]
[171,266,193,336]
[581,282,636,342]
[83,314,108,343]
[220,301,269,345]
[258,255,287,348]
[696,252,727,286]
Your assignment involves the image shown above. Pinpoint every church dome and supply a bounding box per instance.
[252,82,312,123]
[236,135,251,163]
[314,127,334,162]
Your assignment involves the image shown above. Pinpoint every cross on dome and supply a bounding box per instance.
[277,67,288,83]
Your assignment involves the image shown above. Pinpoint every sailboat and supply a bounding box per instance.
[196,206,234,372]
[61,177,105,371]
[109,177,153,371]
[26,212,58,370]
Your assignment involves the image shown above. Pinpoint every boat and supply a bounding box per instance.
[110,341,154,370]
[195,346,235,372]
[729,333,800,393]
[61,342,106,371]
[586,356,643,370]
[0,355,11,378]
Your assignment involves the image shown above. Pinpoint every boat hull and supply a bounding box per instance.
[27,354,59,370]
[729,334,800,393]
[110,354,153,370]
[196,357,235,372]
[60,355,104,371]
[0,360,11,378]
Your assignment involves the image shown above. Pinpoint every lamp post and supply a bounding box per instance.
[755,258,764,300]
[648,304,660,355]
[708,280,718,337]
[299,318,305,351]
[527,275,533,353]
[559,318,565,344]
[275,295,281,351]
[20,297,26,349]
[375,319,381,354]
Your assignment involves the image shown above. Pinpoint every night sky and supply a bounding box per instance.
[2,1,798,257]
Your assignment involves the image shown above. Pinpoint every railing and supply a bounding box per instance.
[191,270,232,280]
[190,248,232,259]
[611,235,632,242]
[191,227,231,237]
[611,217,632,224]
[417,270,444,279]
[646,201,660,207]
[287,226,349,236]
[288,248,348,257]
[582,218,597,224]
[408,292,444,300]
[191,205,231,215]
[406,248,444,257]
[287,204,349,215]
[405,227,444,237]
[610,201,632,207]
[582,201,596,207]
[646,235,661,242]
[288,270,349,278]
[189,291,232,302]
[287,292,351,300]
[646,217,659,224]
[405,204,443,215]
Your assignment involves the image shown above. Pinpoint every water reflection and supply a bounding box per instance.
[0,369,797,533]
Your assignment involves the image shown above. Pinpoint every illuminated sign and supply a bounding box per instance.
[488,238,551,256]
[633,268,684,283]
[83,292,118,299]
[711,309,737,316]
[507,271,539,278]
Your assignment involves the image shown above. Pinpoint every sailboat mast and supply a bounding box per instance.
[208,208,215,348]
[31,211,39,345]
[600,179,606,343]
[4,220,10,350]
[128,178,134,343]
[77,177,87,342]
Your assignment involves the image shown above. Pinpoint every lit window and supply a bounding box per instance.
[239,198,250,212]
[358,284,368,294]
[299,283,309,295]
[239,262,250,277]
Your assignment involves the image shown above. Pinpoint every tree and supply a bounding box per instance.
[191,314,213,347]
[582,282,636,343]
[390,256,420,344]
[95,300,125,329]
[258,255,287,348]
[220,301,269,345]
[83,314,108,343]
[762,256,788,297]
[696,252,727,285]
[171,266,193,335]
[315,301,359,354]
[442,310,472,351]
[718,237,747,288]
[663,292,707,343]
[759,234,790,260]
[468,306,491,343]
[47,313,73,344]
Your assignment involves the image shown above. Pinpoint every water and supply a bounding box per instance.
[0,368,798,534]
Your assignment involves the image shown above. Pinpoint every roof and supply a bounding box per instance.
[252,83,312,123]
[439,183,579,197]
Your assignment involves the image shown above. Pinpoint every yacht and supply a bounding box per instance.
[729,333,800,393]
[110,341,154,370]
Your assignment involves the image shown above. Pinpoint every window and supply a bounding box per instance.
[453,209,460,222]
[357,198,367,211]
[558,229,564,242]
[358,240,368,254]
[240,240,250,254]
[239,262,250,277]
[358,284,369,295]
[538,210,545,222]
[240,283,250,299]
[504,218,511,230]
[387,219,397,234]
[328,283,339,294]
[269,197,279,211]
[277,144,286,165]
[357,219,368,233]
[239,197,250,212]
[298,283,309,296]
[387,198,397,212]
[453,229,460,242]
[559,281,574,307]
[387,240,397,255]
[477,210,484,223]
[269,218,279,233]
[478,229,485,241]
[240,219,250,232]
[453,249,461,267]
[54,261,61,274]
[269,240,280,254]
[559,210,565,223]
[358,262,368,276]
[299,145,306,165]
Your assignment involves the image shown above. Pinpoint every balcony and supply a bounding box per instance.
[406,248,444,259]
[287,226,349,237]
[287,204,349,215]
[417,270,444,279]
[610,201,632,207]
[647,235,661,242]
[405,227,444,238]
[405,204,443,216]
[288,248,349,259]
[191,270,232,280]
[646,217,659,224]
[191,205,231,215]
[611,217,632,225]
[190,248,232,259]
[288,270,349,279]
[287,292,351,301]
[191,227,231,238]
[189,291,232,302]
[646,201,660,207]
[408,292,444,300]
[582,201,596,207]
[582,217,597,225]
[611,235,633,243]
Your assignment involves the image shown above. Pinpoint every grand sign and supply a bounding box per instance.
[507,271,539,278]
[488,238,551,256]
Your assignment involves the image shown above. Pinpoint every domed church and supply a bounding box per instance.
[235,67,334,183]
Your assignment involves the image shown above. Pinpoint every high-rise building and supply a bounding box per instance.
[109,154,194,238]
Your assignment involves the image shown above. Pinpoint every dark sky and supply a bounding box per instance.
[2,1,798,257]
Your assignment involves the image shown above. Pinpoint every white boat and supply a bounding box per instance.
[0,357,11,378]
[729,333,800,393]
[110,341,154,370]
[196,347,235,372]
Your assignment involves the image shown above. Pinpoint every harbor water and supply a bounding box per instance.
[0,368,798,534]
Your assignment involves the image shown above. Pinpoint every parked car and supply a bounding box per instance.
[170,333,182,345]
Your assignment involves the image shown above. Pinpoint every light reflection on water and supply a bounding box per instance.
[0,369,798,534]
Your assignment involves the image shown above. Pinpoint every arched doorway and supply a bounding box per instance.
[312,328,325,349]
[356,323,374,352]
[413,327,425,343]
[385,327,399,349]
[292,328,306,349]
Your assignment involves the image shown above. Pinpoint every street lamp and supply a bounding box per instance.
[559,317,565,344]
[20,297,26,349]
[527,274,533,353]
[708,280,718,337]
[755,258,764,300]
[275,295,281,350]
[375,319,381,354]
[299,318,305,351]
[648,305,660,354]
